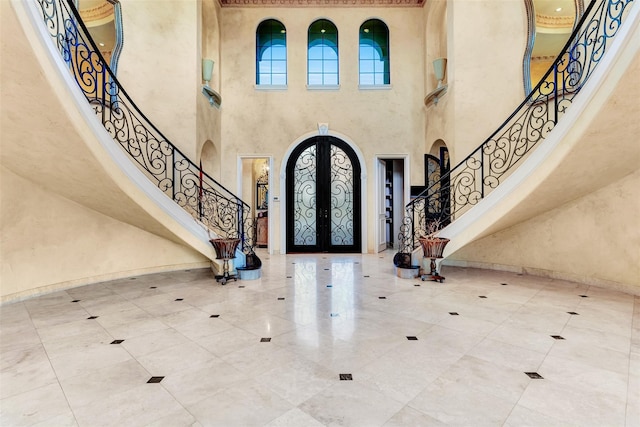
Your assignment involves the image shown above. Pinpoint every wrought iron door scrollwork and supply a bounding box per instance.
[395,0,635,263]
[329,144,355,246]
[34,0,258,262]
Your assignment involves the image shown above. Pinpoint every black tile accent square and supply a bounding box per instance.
[339,374,353,380]
[87,316,98,320]
[363,275,370,278]
[150,286,157,289]
[478,296,487,298]
[327,285,333,288]
[525,372,544,379]
[567,312,579,315]
[292,262,296,264]
[501,283,509,286]
[260,338,271,342]
[551,335,565,340]
[210,315,220,318]
[324,268,330,271]
[414,284,421,287]
[449,312,459,316]
[278,297,285,301]
[71,300,80,303]
[130,278,137,280]
[238,285,245,288]
[175,298,184,301]
[579,295,589,298]
[378,296,387,299]
[286,276,292,279]
[110,340,124,344]
[147,376,164,383]
[406,336,418,340]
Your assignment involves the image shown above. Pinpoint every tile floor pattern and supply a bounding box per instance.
[1,251,639,426]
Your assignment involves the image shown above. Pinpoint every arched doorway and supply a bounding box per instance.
[426,139,450,225]
[286,136,361,253]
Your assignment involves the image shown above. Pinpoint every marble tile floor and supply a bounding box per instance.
[1,251,639,427]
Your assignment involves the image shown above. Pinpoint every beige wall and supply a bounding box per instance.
[1,0,214,302]
[449,170,640,293]
[1,167,208,302]
[197,0,223,179]
[5,0,637,300]
[220,7,426,253]
[118,0,199,159]
[424,0,450,158]
[447,0,527,162]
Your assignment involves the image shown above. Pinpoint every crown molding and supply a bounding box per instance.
[79,1,114,22]
[220,0,425,8]
[535,13,575,28]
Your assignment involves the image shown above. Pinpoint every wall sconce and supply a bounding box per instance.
[424,57,448,107]
[433,57,447,88]
[202,59,214,85]
[201,58,221,108]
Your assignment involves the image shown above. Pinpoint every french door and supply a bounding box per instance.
[286,136,361,253]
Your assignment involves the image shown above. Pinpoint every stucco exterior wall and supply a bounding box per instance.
[219,7,426,253]
[448,169,640,293]
[0,167,208,302]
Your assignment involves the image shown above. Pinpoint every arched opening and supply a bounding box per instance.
[359,19,390,85]
[256,19,287,86]
[425,0,447,93]
[285,135,361,253]
[200,140,219,179]
[425,139,450,226]
[307,19,339,86]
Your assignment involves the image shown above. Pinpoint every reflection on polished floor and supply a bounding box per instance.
[1,251,639,426]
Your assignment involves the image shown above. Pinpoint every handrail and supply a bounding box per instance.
[395,0,635,265]
[33,0,258,261]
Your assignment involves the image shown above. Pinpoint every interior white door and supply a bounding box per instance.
[377,159,387,252]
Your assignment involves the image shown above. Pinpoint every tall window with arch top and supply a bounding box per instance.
[308,19,339,86]
[359,19,390,86]
[256,19,287,86]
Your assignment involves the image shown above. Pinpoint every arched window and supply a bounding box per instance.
[307,19,338,86]
[256,19,287,86]
[359,19,390,86]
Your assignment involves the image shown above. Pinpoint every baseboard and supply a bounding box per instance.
[1,261,211,305]
[442,259,640,296]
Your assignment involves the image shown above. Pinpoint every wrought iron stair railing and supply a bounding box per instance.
[395,0,635,267]
[33,0,259,266]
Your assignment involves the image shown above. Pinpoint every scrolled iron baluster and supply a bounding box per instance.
[396,0,635,262]
[32,0,259,265]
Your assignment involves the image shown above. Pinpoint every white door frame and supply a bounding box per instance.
[373,154,410,252]
[237,155,273,254]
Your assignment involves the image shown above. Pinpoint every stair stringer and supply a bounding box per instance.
[8,0,227,266]
[436,5,640,269]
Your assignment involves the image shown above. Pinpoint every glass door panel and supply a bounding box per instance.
[287,136,360,253]
[293,145,317,246]
[330,145,354,246]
